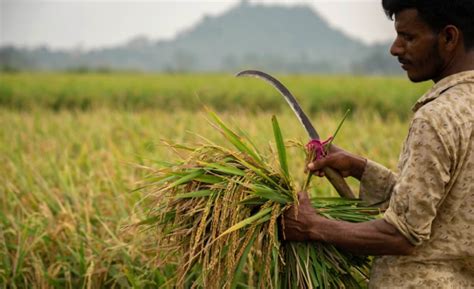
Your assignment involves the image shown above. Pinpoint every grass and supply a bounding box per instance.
[0,72,416,287]
[0,72,430,118]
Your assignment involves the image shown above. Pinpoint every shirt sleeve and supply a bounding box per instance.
[359,160,397,208]
[383,118,452,246]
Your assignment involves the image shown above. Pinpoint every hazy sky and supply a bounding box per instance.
[0,0,396,50]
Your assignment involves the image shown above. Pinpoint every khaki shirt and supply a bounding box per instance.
[359,71,474,288]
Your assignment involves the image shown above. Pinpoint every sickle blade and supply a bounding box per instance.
[236,69,356,199]
[236,70,320,140]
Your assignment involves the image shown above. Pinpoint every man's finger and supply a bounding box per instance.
[307,158,327,171]
[297,191,310,202]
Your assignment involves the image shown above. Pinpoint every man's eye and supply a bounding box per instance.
[402,34,414,41]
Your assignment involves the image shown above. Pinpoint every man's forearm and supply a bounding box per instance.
[306,217,415,256]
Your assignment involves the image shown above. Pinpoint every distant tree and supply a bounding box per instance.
[0,46,36,71]
[351,44,402,75]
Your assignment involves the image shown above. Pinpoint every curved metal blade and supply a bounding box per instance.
[236,69,355,199]
[236,70,320,140]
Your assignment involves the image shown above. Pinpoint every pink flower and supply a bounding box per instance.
[306,136,333,160]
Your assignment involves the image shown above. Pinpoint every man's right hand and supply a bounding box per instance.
[307,145,367,180]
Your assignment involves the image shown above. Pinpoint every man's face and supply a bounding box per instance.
[390,9,445,82]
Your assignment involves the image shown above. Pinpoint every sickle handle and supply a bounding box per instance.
[323,167,355,199]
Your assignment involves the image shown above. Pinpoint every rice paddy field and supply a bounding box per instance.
[0,72,431,288]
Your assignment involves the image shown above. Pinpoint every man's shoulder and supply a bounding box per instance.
[414,82,473,129]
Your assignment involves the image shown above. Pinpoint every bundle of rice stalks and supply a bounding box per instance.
[140,111,378,288]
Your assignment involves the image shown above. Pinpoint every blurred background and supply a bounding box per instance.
[1,0,400,74]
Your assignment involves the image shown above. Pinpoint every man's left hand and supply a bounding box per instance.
[282,191,324,241]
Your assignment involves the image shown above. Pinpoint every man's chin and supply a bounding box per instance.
[406,71,430,83]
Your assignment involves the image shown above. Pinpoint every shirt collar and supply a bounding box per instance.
[412,70,474,112]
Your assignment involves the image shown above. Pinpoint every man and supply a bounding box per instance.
[283,0,473,288]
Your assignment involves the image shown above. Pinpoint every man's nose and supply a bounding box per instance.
[390,38,404,57]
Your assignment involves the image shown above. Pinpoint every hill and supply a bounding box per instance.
[0,2,400,74]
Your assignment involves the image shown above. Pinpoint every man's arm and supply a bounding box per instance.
[307,145,367,180]
[309,218,415,255]
[291,147,411,254]
[308,145,397,208]
[285,117,453,254]
[283,192,415,256]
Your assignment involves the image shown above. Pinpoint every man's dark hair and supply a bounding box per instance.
[382,0,474,50]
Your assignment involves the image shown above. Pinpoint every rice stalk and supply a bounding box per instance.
[140,112,378,288]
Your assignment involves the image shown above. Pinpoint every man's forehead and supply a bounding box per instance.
[394,8,429,31]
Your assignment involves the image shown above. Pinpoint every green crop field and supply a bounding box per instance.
[0,72,428,288]
[0,72,430,117]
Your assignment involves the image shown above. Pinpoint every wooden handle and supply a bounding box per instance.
[323,167,355,199]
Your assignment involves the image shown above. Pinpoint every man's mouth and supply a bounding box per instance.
[398,58,411,70]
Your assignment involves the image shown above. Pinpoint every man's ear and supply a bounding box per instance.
[439,25,461,52]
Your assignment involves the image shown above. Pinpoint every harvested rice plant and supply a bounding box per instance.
[1,73,418,288]
[140,112,379,288]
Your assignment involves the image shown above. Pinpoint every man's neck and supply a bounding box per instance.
[452,49,474,73]
[433,50,474,83]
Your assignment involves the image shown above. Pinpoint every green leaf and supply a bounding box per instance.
[239,196,267,206]
[194,174,223,184]
[250,184,291,204]
[208,110,263,164]
[325,108,350,153]
[204,162,245,176]
[174,190,213,199]
[272,115,289,179]
[254,212,272,226]
[167,169,204,188]
[235,158,287,192]
[219,207,273,237]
